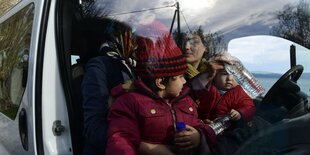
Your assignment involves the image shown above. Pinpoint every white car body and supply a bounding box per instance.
[0,0,72,154]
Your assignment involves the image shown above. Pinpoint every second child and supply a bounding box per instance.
[198,67,256,130]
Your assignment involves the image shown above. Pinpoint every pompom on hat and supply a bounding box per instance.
[135,20,187,78]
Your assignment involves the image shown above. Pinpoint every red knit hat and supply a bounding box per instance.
[135,21,187,78]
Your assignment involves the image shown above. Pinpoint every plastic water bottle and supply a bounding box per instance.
[175,122,194,155]
[176,122,186,132]
[209,115,232,135]
[225,60,265,99]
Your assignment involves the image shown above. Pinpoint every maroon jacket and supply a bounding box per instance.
[106,80,216,155]
[198,84,256,123]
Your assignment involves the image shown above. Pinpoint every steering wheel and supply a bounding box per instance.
[262,65,303,104]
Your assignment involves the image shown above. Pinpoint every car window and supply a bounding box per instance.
[80,0,309,94]
[296,44,310,95]
[81,0,309,45]
[0,0,21,17]
[228,36,310,96]
[71,55,79,65]
[0,4,34,119]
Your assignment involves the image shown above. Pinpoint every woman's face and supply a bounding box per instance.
[184,34,206,65]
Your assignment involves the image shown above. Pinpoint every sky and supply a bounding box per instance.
[228,36,310,74]
[100,0,300,32]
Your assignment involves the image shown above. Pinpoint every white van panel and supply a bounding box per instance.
[41,0,73,154]
[0,113,24,154]
[0,143,10,155]
[0,0,38,154]
[1,0,73,154]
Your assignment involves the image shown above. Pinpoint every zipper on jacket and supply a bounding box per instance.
[166,102,177,131]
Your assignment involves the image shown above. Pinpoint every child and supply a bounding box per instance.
[198,66,256,129]
[105,21,216,155]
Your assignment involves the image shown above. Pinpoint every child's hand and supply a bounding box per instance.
[174,125,200,150]
[230,109,241,120]
[203,119,213,124]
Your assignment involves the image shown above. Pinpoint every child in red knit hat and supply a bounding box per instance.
[106,21,216,155]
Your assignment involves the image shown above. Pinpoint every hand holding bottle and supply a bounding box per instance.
[230,109,241,121]
[209,115,232,135]
[224,55,265,99]
[190,56,234,91]
[138,142,175,155]
[206,54,235,80]
[203,119,213,124]
[174,124,200,150]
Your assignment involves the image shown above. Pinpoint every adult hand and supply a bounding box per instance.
[138,142,175,155]
[174,125,201,150]
[191,52,236,90]
[206,53,235,80]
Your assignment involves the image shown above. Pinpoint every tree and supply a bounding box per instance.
[272,0,310,49]
[195,26,226,60]
[0,0,20,16]
[80,0,109,18]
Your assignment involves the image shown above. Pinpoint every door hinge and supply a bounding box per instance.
[52,120,65,136]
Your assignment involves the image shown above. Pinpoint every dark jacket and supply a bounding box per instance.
[106,80,216,155]
[82,56,133,155]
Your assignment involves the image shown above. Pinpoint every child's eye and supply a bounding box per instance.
[179,74,184,78]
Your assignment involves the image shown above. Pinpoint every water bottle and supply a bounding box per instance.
[224,58,265,99]
[175,122,192,155]
[209,115,232,135]
[176,122,186,132]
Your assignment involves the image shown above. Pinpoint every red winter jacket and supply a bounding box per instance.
[106,80,216,155]
[197,84,256,123]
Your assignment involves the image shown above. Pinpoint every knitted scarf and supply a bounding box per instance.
[186,59,208,79]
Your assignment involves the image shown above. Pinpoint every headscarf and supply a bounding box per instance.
[99,18,137,77]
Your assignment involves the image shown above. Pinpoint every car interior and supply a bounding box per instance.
[55,0,310,154]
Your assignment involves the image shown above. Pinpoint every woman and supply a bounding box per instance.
[81,17,137,155]
[184,32,209,79]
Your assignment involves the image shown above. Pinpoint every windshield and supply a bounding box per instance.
[79,0,310,95]
[81,0,309,47]
[72,0,310,154]
[228,36,310,96]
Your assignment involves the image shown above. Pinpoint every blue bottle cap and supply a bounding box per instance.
[176,122,186,132]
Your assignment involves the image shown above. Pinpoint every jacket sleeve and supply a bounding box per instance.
[196,84,219,120]
[234,89,256,123]
[81,57,111,150]
[216,86,256,123]
[106,94,141,155]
